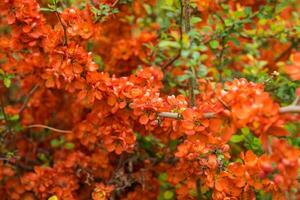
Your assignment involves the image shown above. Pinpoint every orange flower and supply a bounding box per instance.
[285,52,300,80]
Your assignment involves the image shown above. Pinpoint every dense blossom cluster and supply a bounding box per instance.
[0,0,299,199]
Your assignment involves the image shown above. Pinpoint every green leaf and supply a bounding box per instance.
[169,139,178,151]
[230,135,244,143]
[228,37,240,46]
[163,190,174,200]
[48,195,59,200]
[165,0,174,6]
[3,77,11,88]
[39,7,55,12]
[177,74,191,82]
[244,7,252,16]
[51,139,61,148]
[197,64,208,77]
[241,127,250,136]
[224,18,233,26]
[209,40,219,49]
[9,114,19,121]
[190,17,202,24]
[159,41,180,49]
[65,142,75,150]
[158,173,168,182]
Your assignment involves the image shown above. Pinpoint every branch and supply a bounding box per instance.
[158,112,215,119]
[55,11,68,46]
[158,105,300,120]
[26,124,72,133]
[182,0,197,107]
[18,84,39,114]
[112,0,120,7]
[279,105,300,113]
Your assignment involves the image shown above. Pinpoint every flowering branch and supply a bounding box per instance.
[158,104,300,120]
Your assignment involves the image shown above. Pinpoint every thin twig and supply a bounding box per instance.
[26,124,72,133]
[161,53,181,69]
[217,36,226,83]
[112,0,120,7]
[0,96,12,135]
[18,84,39,113]
[161,0,183,69]
[196,178,202,200]
[182,0,197,107]
[55,11,68,46]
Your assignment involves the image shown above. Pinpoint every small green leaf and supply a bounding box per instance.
[65,142,75,150]
[228,37,240,46]
[48,195,59,200]
[177,73,191,82]
[163,190,174,200]
[3,77,11,88]
[159,41,180,49]
[9,114,19,121]
[165,0,174,6]
[241,127,250,136]
[190,17,202,24]
[224,19,233,26]
[197,65,208,77]
[230,135,244,143]
[244,7,252,16]
[39,7,55,12]
[158,173,168,182]
[209,40,219,49]
[50,139,61,148]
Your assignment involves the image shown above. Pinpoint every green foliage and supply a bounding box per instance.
[91,4,119,23]
[285,122,300,147]
[0,69,14,88]
[230,127,263,155]
[158,172,175,200]
[51,136,75,150]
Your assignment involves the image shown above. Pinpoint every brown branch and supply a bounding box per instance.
[183,0,191,33]
[26,124,72,133]
[18,84,39,114]
[55,11,68,46]
[0,157,33,171]
[182,0,197,107]
[161,53,181,69]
